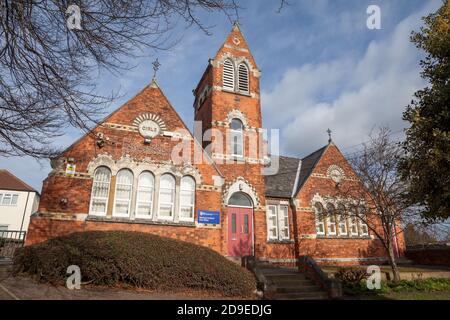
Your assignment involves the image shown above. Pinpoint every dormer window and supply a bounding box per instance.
[230,118,244,157]
[222,59,235,91]
[237,63,249,93]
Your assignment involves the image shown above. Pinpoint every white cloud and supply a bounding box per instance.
[261,1,439,157]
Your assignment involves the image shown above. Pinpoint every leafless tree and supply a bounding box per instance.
[328,128,420,282]
[0,0,240,158]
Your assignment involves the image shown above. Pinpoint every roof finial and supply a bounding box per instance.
[152,58,161,80]
[232,20,240,29]
[327,128,332,144]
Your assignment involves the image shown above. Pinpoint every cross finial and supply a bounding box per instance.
[152,58,161,79]
[327,128,332,143]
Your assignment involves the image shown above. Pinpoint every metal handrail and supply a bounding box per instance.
[0,230,27,259]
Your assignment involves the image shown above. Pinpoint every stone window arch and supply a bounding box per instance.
[135,171,155,219]
[179,175,196,222]
[89,166,111,216]
[113,169,134,217]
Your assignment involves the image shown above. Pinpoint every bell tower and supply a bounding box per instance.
[193,23,265,171]
[193,22,266,208]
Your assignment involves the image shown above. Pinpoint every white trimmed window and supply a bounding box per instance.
[223,59,235,91]
[314,203,325,235]
[179,176,195,222]
[326,203,337,236]
[358,206,369,236]
[348,207,359,236]
[230,118,244,157]
[266,204,290,241]
[267,205,278,240]
[113,169,133,217]
[337,204,348,236]
[0,193,18,206]
[135,171,155,219]
[89,167,111,216]
[237,63,249,93]
[278,205,290,240]
[158,174,176,220]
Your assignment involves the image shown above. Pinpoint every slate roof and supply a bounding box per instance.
[264,156,300,198]
[264,145,328,198]
[0,169,37,193]
[293,145,328,196]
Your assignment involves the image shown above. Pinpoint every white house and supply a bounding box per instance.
[0,169,40,234]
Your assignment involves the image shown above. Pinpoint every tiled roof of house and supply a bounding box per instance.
[264,145,328,199]
[0,169,37,193]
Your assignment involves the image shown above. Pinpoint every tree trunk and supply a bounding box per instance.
[387,243,401,282]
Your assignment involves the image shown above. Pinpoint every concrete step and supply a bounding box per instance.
[276,285,321,293]
[274,291,329,300]
[273,278,313,287]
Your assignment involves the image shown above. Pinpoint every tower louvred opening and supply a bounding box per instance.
[223,59,235,90]
[238,63,249,93]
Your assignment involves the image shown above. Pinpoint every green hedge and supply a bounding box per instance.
[13,231,256,297]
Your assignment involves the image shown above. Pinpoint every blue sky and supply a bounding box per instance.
[1,0,442,191]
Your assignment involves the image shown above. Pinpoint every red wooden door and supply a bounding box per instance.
[227,207,253,257]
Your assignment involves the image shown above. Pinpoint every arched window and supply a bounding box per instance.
[326,203,337,236]
[230,118,244,157]
[229,192,253,207]
[179,176,195,221]
[237,63,249,93]
[135,171,155,219]
[158,174,176,220]
[314,203,325,235]
[89,166,111,216]
[337,204,348,236]
[358,206,369,236]
[223,59,235,91]
[113,169,133,217]
[348,206,359,236]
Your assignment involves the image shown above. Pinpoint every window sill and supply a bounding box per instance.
[221,88,251,97]
[86,216,196,228]
[267,239,294,244]
[316,235,372,240]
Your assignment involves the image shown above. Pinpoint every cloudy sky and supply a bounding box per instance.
[1,0,442,191]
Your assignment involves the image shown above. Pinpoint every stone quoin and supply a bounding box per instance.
[25,23,405,265]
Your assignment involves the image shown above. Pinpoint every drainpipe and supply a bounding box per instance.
[19,192,30,234]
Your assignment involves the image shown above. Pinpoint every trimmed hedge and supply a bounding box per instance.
[13,231,256,297]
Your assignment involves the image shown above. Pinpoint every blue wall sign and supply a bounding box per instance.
[198,210,220,225]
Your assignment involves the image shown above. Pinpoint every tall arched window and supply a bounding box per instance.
[179,176,195,221]
[314,203,325,235]
[135,171,155,219]
[223,59,235,91]
[230,118,244,157]
[89,166,111,216]
[326,203,337,235]
[158,174,176,220]
[348,206,359,236]
[113,169,133,217]
[358,206,369,236]
[337,204,348,236]
[237,63,249,93]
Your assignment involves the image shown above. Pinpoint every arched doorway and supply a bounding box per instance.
[227,192,254,257]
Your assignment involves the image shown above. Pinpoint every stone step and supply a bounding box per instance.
[264,274,308,282]
[274,291,329,300]
[272,278,313,287]
[276,285,321,293]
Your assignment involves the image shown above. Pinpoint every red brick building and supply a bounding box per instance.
[26,24,404,265]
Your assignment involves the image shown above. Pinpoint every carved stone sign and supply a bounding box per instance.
[138,120,160,139]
